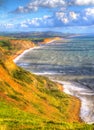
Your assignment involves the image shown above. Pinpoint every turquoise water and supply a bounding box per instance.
[15,35,94,123]
[16,36,94,91]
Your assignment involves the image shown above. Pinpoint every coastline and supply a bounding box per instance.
[56,80,94,124]
[13,37,61,62]
[13,46,41,63]
[13,38,82,123]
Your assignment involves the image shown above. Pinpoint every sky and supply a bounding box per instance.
[0,0,94,33]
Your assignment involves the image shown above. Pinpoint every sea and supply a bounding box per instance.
[14,35,94,124]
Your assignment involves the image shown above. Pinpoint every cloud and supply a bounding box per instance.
[11,0,94,14]
[5,23,14,28]
[19,15,54,28]
[13,0,94,14]
[56,12,69,24]
[1,5,94,31]
[0,23,14,29]
[19,13,70,29]
[75,0,94,5]
[85,7,94,16]
[20,23,28,28]
[80,7,94,25]
[55,7,94,26]
[14,0,65,13]
[15,5,38,13]
[14,0,94,13]
[14,7,94,29]
[40,0,65,8]
[55,11,79,25]
[69,12,79,20]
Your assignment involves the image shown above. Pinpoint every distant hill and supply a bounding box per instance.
[0,31,68,39]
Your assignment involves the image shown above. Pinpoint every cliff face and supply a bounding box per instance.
[0,37,93,129]
[9,39,35,49]
[9,39,35,59]
[42,37,61,44]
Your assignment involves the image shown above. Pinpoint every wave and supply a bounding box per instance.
[33,71,59,75]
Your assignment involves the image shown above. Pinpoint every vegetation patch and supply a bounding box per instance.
[0,40,12,50]
[12,68,33,84]
[0,101,93,130]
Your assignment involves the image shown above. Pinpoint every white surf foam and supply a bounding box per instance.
[34,72,59,75]
[55,80,94,124]
[13,46,43,63]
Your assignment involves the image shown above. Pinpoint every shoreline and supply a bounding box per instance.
[13,37,61,62]
[56,80,94,124]
[13,46,42,63]
[13,38,85,124]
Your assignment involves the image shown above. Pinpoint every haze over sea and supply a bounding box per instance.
[15,35,94,124]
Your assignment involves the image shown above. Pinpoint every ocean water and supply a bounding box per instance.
[15,35,94,123]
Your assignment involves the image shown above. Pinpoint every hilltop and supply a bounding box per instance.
[0,36,93,129]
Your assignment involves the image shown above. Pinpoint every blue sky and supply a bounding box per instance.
[0,0,94,33]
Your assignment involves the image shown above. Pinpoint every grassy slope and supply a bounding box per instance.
[0,37,93,129]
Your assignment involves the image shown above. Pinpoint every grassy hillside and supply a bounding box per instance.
[0,37,93,129]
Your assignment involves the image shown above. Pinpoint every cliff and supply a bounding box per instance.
[0,37,93,129]
[9,39,35,59]
[41,37,61,44]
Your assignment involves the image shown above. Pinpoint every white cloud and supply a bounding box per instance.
[5,6,94,30]
[24,18,40,27]
[69,12,79,20]
[4,23,14,28]
[59,7,66,11]
[13,0,94,14]
[19,15,53,28]
[20,23,28,28]
[75,0,94,5]
[56,11,79,25]
[85,8,94,16]
[83,16,88,21]
[56,12,65,20]
[56,12,69,24]
[79,8,94,25]
[16,6,25,13]
[62,18,69,24]
[0,23,14,30]
[14,0,65,13]
[41,0,65,8]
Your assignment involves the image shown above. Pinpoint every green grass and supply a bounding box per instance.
[12,68,33,84]
[0,72,93,129]
[0,40,12,50]
[0,101,93,130]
